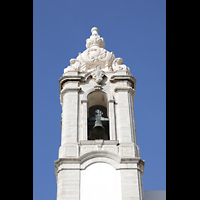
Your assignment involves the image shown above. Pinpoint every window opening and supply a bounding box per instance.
[88,105,109,140]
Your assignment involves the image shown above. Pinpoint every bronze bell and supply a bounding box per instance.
[92,119,105,135]
[92,109,105,135]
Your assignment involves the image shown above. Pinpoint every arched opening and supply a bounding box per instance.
[87,91,110,140]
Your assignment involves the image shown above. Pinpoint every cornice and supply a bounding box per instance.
[54,153,145,179]
[60,86,81,94]
[110,75,136,89]
[79,140,119,146]
[59,75,83,92]
[114,87,135,94]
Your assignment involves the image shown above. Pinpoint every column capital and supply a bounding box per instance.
[60,87,81,105]
[114,87,135,94]
[61,86,81,94]
[59,75,83,92]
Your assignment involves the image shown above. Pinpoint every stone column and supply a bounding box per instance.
[81,99,88,140]
[108,99,116,140]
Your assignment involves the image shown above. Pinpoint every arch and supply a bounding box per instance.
[82,87,114,102]
[80,151,121,170]
[86,89,110,140]
[81,87,116,140]
[87,91,108,109]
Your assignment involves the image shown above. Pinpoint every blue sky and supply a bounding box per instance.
[33,0,166,199]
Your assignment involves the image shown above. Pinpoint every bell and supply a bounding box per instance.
[92,119,105,135]
[92,109,105,135]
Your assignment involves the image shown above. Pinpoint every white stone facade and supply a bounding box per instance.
[55,27,145,200]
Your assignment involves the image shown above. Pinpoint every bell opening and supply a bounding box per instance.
[88,105,109,140]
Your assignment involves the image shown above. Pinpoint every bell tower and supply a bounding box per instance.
[55,27,145,200]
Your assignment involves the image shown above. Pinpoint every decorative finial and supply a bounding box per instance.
[86,27,105,49]
[91,27,98,35]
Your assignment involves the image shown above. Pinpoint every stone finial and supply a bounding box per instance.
[91,27,99,35]
[86,27,105,49]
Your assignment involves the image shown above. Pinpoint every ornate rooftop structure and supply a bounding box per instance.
[64,27,130,73]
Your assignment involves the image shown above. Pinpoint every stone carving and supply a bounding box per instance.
[112,58,130,71]
[87,48,107,62]
[91,65,105,84]
[64,27,130,73]
[63,59,80,73]
[86,27,105,49]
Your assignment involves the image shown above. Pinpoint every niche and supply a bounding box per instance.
[87,91,109,140]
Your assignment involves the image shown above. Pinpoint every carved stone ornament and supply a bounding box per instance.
[86,27,105,49]
[86,48,107,62]
[64,27,130,73]
[91,65,105,84]
[112,58,130,71]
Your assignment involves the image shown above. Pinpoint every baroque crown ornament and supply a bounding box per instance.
[64,27,130,73]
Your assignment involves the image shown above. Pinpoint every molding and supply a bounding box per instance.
[114,87,135,94]
[79,151,121,168]
[82,87,114,102]
[108,99,115,103]
[80,157,120,170]
[60,87,81,94]
[110,75,136,89]
[55,150,145,179]
[81,99,88,104]
[79,140,119,146]
[59,75,83,92]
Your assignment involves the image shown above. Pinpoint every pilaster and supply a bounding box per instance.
[115,87,135,143]
[56,169,80,200]
[108,99,116,140]
[60,85,81,146]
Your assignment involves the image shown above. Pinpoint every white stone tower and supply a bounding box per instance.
[55,27,145,200]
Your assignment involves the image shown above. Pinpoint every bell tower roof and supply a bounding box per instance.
[63,27,130,73]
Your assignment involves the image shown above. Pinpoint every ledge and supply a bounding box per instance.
[60,86,81,94]
[79,140,119,145]
[114,87,135,94]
